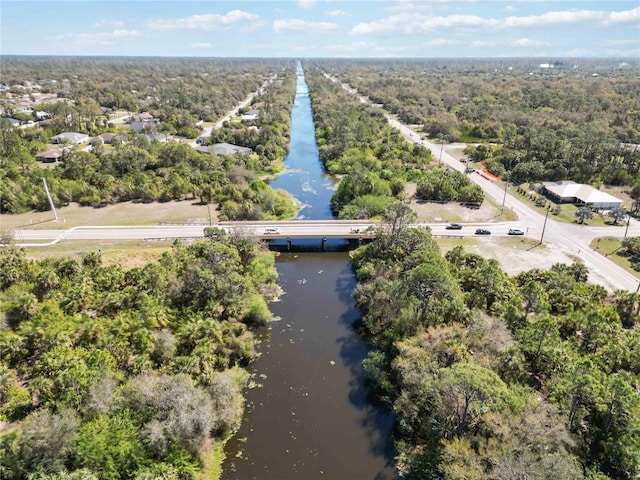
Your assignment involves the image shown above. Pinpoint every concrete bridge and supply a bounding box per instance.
[12,219,521,247]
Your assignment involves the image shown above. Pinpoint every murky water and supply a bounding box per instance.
[221,63,395,480]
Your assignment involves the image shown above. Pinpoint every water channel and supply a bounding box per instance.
[221,63,396,479]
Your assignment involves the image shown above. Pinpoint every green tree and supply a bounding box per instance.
[73,413,147,480]
[608,207,627,225]
[576,206,593,224]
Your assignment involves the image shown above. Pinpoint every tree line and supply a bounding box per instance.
[351,203,639,479]
[303,64,483,218]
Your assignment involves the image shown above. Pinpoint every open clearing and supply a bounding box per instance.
[405,182,517,222]
[436,236,580,278]
[1,200,217,230]
[17,239,176,270]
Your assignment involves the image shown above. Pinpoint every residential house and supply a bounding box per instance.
[130,121,146,133]
[143,133,169,143]
[36,148,64,163]
[91,132,117,144]
[195,143,253,155]
[241,109,260,122]
[542,181,623,210]
[132,112,155,122]
[51,132,89,145]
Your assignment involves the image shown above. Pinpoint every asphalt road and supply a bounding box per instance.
[13,220,522,244]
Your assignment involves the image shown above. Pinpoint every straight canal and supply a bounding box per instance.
[221,63,396,479]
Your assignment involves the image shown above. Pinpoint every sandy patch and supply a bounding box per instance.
[437,237,620,291]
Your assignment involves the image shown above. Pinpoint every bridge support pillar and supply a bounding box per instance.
[321,237,326,251]
[287,238,292,251]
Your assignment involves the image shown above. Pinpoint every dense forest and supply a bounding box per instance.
[353,202,640,479]
[314,59,640,189]
[0,229,281,478]
[304,66,484,218]
[1,58,298,219]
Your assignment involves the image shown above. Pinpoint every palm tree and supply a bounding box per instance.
[575,206,593,224]
[608,206,627,225]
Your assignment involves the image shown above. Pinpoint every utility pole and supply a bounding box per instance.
[540,205,550,244]
[500,180,508,215]
[438,137,444,165]
[624,212,630,238]
[42,177,58,221]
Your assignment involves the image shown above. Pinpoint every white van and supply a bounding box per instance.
[264,227,281,234]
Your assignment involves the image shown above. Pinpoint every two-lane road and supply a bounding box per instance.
[13,221,524,245]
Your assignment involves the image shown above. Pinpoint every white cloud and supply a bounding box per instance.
[54,29,140,45]
[94,20,124,28]
[190,42,211,49]
[327,9,348,17]
[351,6,640,36]
[351,13,491,35]
[512,37,549,47]
[273,18,338,33]
[608,7,640,24]
[147,10,260,31]
[505,7,640,28]
[501,6,516,13]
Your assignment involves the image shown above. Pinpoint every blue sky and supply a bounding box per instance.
[1,1,639,58]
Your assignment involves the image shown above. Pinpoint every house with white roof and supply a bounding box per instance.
[195,143,253,156]
[51,132,89,145]
[542,181,623,210]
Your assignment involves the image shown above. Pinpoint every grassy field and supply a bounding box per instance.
[1,200,215,230]
[15,239,175,270]
[590,236,640,277]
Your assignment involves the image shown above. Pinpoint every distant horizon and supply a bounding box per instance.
[1,54,638,62]
[2,1,638,58]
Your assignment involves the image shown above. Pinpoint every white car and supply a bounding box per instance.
[264,227,281,234]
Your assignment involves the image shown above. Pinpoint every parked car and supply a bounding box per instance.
[508,228,525,236]
[475,228,491,235]
[264,227,281,234]
[445,223,463,230]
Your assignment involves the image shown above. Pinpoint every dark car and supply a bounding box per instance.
[445,223,463,230]
[475,228,491,235]
[508,228,525,236]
